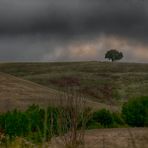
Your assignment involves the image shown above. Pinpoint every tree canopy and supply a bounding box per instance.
[105,49,123,62]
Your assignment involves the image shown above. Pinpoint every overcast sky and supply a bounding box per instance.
[0,0,148,62]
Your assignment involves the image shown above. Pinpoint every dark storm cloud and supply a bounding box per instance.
[0,0,147,41]
[0,0,148,62]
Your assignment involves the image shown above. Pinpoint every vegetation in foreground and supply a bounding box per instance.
[0,62,147,147]
[0,96,147,147]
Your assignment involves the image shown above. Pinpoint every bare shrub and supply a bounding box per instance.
[56,88,91,148]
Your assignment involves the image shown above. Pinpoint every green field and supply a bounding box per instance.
[0,61,148,105]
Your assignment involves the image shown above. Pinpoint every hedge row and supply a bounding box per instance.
[0,105,60,142]
[0,96,147,142]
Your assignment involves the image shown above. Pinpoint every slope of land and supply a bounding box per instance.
[0,72,60,112]
[0,62,147,105]
[0,72,116,112]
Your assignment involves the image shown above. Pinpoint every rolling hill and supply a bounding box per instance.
[0,72,117,112]
[0,62,147,148]
[0,61,147,106]
[0,72,60,112]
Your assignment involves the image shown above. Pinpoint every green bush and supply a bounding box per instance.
[25,105,45,142]
[25,105,45,133]
[47,106,59,137]
[122,96,148,127]
[0,105,71,143]
[86,122,103,129]
[1,102,141,143]
[87,109,114,128]
[26,105,61,142]
[2,110,29,138]
[112,112,124,125]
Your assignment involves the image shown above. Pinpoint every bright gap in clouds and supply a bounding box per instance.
[42,36,148,63]
[0,34,147,63]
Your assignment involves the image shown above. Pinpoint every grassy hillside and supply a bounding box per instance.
[0,72,59,112]
[0,61,148,105]
[0,72,115,112]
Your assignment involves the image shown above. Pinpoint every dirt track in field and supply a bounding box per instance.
[51,128,148,148]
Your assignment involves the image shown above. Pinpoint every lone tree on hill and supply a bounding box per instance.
[105,49,123,62]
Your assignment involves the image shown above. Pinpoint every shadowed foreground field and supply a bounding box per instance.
[2,128,147,148]
[1,128,148,148]
[51,128,148,148]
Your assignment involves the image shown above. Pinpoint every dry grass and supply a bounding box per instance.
[0,72,59,112]
[1,128,147,148]
[0,72,116,112]
[0,62,148,105]
[50,128,148,148]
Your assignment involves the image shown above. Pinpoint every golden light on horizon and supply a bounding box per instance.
[43,35,148,62]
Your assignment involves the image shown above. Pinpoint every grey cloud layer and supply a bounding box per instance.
[0,0,147,62]
[0,0,147,40]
